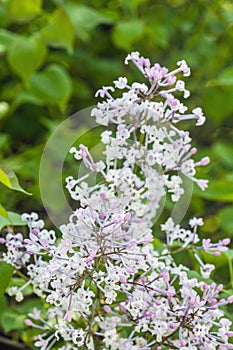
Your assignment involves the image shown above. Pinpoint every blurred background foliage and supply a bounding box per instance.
[0,0,233,347]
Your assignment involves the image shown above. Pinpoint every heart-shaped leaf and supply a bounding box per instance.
[42,8,75,53]
[30,64,72,111]
[8,34,47,86]
[112,20,145,50]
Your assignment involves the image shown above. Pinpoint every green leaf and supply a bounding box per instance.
[112,20,145,50]
[0,165,31,194]
[8,34,47,86]
[0,295,7,320]
[0,101,9,119]
[224,250,233,261]
[221,2,233,24]
[30,64,72,111]
[119,0,149,11]
[11,90,44,111]
[201,251,228,268]
[8,278,33,296]
[201,215,219,234]
[4,0,42,22]
[0,28,19,54]
[217,66,233,86]
[197,179,233,202]
[202,86,233,124]
[15,297,43,314]
[217,206,233,235]
[0,204,10,220]
[0,211,25,229]
[213,142,233,168]
[1,311,26,332]
[62,3,113,40]
[0,262,14,298]
[0,4,12,27]
[223,250,233,288]
[0,134,9,151]
[186,269,214,284]
[42,8,75,53]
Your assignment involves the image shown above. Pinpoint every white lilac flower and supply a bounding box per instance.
[113,77,128,89]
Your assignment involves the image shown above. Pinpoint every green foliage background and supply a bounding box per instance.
[0,0,233,348]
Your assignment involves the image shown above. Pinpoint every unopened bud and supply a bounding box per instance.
[103,305,112,313]
[200,156,210,166]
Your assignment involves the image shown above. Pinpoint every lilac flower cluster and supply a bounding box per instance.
[1,52,233,350]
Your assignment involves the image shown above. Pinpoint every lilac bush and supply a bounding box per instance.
[1,52,233,350]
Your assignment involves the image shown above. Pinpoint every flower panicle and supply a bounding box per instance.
[1,52,232,350]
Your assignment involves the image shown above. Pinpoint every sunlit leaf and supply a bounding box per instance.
[196,179,233,202]
[41,8,75,53]
[201,251,228,268]
[4,0,42,22]
[8,34,47,86]
[201,215,219,234]
[0,262,14,298]
[0,204,10,220]
[0,165,31,194]
[0,28,18,54]
[0,101,10,119]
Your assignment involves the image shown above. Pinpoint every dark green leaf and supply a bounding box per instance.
[0,295,7,320]
[202,86,233,124]
[62,3,113,40]
[0,262,14,298]
[11,91,44,111]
